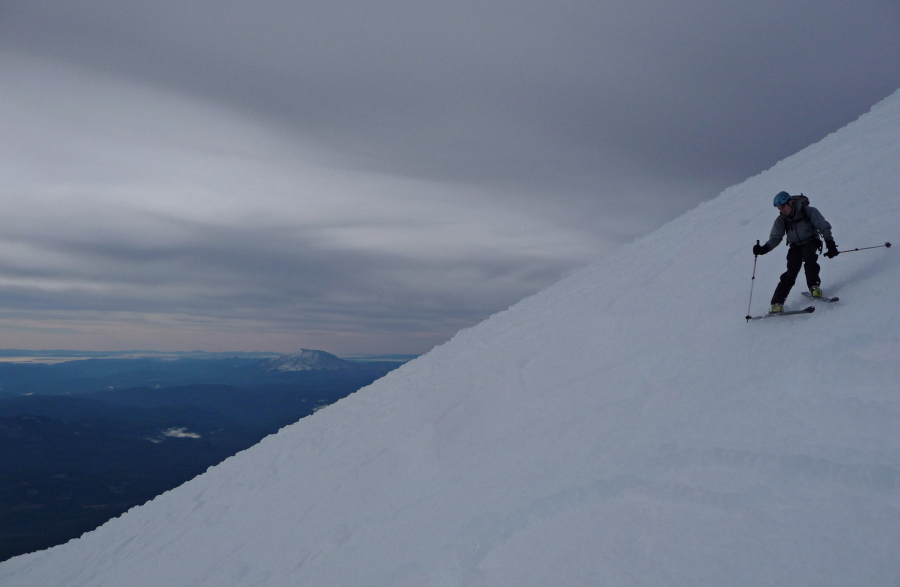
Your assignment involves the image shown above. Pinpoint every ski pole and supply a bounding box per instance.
[745,241,759,322]
[837,241,892,254]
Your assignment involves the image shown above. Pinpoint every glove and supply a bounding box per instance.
[823,240,840,258]
[752,243,769,256]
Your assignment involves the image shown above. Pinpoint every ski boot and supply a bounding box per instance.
[769,303,784,314]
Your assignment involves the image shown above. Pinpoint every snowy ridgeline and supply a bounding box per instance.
[2,90,900,586]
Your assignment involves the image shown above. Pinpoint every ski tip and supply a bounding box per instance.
[804,305,815,313]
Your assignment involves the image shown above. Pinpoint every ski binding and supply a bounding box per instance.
[801,291,839,303]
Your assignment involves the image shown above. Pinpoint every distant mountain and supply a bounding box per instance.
[0,352,408,398]
[262,350,353,372]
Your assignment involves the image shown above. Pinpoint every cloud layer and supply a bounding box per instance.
[1,1,899,353]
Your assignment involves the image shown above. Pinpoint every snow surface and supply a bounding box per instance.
[2,90,900,586]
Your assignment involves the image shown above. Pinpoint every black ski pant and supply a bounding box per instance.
[771,240,821,305]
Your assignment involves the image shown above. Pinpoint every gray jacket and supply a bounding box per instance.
[765,200,833,249]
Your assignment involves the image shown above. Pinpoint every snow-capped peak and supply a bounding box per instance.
[262,349,351,372]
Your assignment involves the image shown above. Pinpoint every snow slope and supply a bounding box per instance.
[2,90,900,586]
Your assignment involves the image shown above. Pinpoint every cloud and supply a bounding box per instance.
[161,427,201,439]
[9,1,897,179]
[0,1,898,353]
[0,55,600,353]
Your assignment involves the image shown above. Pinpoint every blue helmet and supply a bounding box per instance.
[773,191,792,207]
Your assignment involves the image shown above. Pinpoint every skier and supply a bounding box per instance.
[752,191,839,313]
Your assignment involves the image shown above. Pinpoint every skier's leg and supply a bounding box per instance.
[772,246,803,304]
[802,240,822,289]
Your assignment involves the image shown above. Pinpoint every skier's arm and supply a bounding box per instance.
[806,206,839,257]
[806,206,833,241]
[764,217,785,250]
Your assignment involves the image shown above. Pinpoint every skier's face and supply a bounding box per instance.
[778,201,793,216]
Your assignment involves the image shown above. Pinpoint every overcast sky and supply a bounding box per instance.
[1,0,899,355]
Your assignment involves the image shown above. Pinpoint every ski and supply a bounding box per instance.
[746,306,815,321]
[801,291,839,303]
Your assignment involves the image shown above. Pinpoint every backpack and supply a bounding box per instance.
[790,194,810,209]
[783,193,819,247]
[783,194,810,225]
